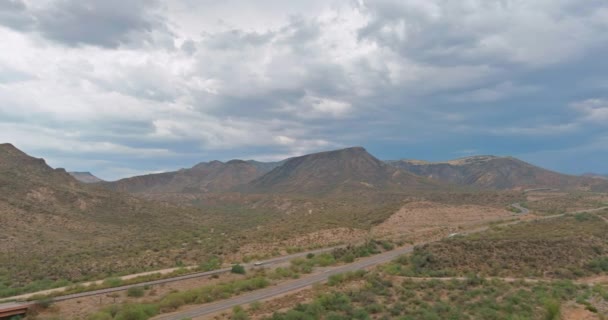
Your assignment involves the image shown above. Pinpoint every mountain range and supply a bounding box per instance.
[2,142,606,292]
[387,155,608,191]
[100,160,271,194]
[241,147,438,195]
[96,148,608,195]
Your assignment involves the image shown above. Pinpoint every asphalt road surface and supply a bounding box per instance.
[153,204,608,320]
[511,203,530,214]
[0,245,342,305]
[154,245,415,320]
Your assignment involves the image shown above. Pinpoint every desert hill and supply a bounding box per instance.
[69,171,104,183]
[101,159,272,193]
[242,147,439,195]
[0,143,225,291]
[388,155,608,191]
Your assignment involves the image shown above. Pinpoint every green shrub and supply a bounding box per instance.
[88,312,113,320]
[199,256,221,271]
[232,306,249,320]
[103,277,123,287]
[543,299,561,320]
[114,304,158,320]
[127,286,145,297]
[231,264,246,275]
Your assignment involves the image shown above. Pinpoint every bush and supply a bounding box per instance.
[232,306,249,320]
[127,286,145,297]
[36,298,53,309]
[231,264,246,275]
[543,299,561,320]
[114,304,158,320]
[200,256,222,271]
[103,277,123,287]
[88,312,113,320]
[249,301,262,311]
[587,257,608,273]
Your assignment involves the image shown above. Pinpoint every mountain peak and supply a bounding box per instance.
[446,155,501,166]
[243,146,434,194]
[69,171,104,183]
[226,159,248,165]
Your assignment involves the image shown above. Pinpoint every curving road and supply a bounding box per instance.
[152,204,608,320]
[511,203,529,214]
[154,245,415,320]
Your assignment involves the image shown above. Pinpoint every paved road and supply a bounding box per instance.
[511,203,529,214]
[3,200,607,317]
[151,204,608,320]
[154,246,415,320]
[0,246,342,304]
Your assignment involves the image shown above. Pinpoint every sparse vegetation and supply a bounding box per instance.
[86,276,270,320]
[384,214,608,279]
[261,273,606,320]
[126,286,145,298]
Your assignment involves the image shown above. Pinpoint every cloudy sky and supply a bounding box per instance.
[1,0,607,180]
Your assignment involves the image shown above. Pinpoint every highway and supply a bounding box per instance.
[154,245,415,320]
[152,204,608,320]
[0,246,342,305]
[3,202,607,319]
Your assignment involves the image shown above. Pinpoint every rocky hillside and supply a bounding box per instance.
[242,147,439,195]
[69,171,104,183]
[0,143,224,290]
[101,159,270,193]
[388,155,608,191]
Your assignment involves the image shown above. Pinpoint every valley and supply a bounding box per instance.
[0,144,607,320]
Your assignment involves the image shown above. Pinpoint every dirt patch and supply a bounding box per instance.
[372,201,515,237]
[561,303,600,320]
[579,275,608,285]
[526,191,568,202]
[231,227,369,261]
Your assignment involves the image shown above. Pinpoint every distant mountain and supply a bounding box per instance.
[582,173,608,180]
[387,156,608,191]
[101,159,273,193]
[242,147,438,195]
[69,171,104,183]
[246,160,284,174]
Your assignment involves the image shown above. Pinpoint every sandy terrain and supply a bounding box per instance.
[526,191,568,202]
[372,201,515,238]
[561,303,600,320]
[233,227,368,260]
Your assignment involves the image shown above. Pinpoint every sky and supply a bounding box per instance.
[0,0,607,180]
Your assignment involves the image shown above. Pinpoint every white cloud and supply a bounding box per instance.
[0,0,607,177]
[571,99,608,123]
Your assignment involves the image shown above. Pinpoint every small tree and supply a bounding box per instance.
[231,264,246,274]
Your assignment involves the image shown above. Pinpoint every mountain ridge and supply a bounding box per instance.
[388,155,608,191]
[100,159,278,193]
[241,147,440,195]
[69,171,104,183]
